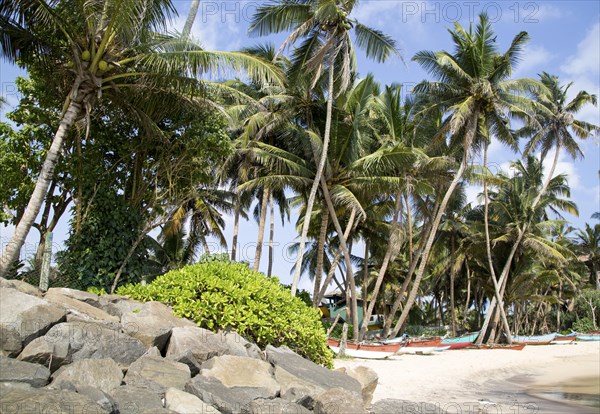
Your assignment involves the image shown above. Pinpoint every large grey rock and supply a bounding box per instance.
[0,355,50,387]
[0,387,109,413]
[51,358,123,393]
[46,287,100,306]
[0,287,66,346]
[125,355,191,392]
[167,350,202,376]
[97,295,144,318]
[201,355,279,397]
[43,321,146,366]
[166,326,228,362]
[217,331,263,360]
[266,345,362,403]
[243,398,311,414]
[313,388,367,414]
[0,277,42,297]
[369,399,443,414]
[109,385,164,414]
[44,291,119,324]
[76,385,117,413]
[185,375,273,414]
[0,323,22,357]
[165,387,220,413]
[18,335,71,372]
[121,301,196,351]
[336,366,378,407]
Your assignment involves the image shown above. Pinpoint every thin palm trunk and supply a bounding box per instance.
[392,121,476,336]
[450,235,457,336]
[253,187,270,272]
[362,239,370,314]
[182,0,200,39]
[267,192,275,277]
[359,194,402,340]
[482,141,513,344]
[231,194,241,261]
[313,205,329,306]
[0,88,84,277]
[291,50,335,296]
[464,260,471,330]
[320,175,359,340]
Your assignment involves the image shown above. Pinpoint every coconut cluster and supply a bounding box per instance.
[319,9,352,32]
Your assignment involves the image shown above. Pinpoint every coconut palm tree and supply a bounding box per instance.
[249,0,399,296]
[389,13,536,338]
[477,74,600,342]
[573,223,600,289]
[0,0,283,277]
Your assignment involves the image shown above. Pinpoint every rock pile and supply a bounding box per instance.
[1,279,384,413]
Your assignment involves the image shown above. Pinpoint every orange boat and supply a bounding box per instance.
[405,337,443,347]
[327,339,402,359]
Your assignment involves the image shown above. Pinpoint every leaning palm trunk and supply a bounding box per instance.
[392,142,472,336]
[320,175,359,340]
[359,194,402,340]
[482,141,513,344]
[267,193,275,277]
[290,51,335,296]
[0,85,85,277]
[477,144,561,344]
[231,194,241,261]
[253,187,270,272]
[182,0,200,39]
[315,210,356,306]
[313,205,329,306]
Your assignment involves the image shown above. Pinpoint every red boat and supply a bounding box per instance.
[405,337,443,347]
[468,343,526,351]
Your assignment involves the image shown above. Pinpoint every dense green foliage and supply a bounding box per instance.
[117,262,334,367]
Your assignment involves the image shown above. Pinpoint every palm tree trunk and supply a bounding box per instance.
[316,210,356,305]
[464,260,471,330]
[320,175,359,340]
[359,194,402,340]
[182,0,200,39]
[231,194,241,261]
[313,205,329,306]
[450,234,457,336]
[482,141,513,344]
[362,239,370,315]
[267,192,275,277]
[253,187,270,272]
[391,122,475,337]
[291,50,335,296]
[0,90,83,277]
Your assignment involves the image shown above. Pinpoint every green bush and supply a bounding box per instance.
[573,317,596,333]
[117,262,334,367]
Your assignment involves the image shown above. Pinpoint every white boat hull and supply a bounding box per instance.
[329,345,396,359]
[397,346,450,355]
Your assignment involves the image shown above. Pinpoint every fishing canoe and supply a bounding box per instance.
[405,337,443,347]
[327,339,401,359]
[512,333,556,345]
[551,334,576,344]
[576,334,600,341]
[397,345,451,355]
[440,332,479,349]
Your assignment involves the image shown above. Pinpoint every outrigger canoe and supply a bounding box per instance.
[512,333,556,345]
[551,333,576,344]
[576,334,600,341]
[397,345,451,355]
[404,337,443,347]
[327,339,401,359]
[440,332,479,349]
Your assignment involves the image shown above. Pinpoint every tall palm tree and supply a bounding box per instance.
[249,0,399,296]
[391,14,535,338]
[477,73,599,342]
[573,223,600,289]
[0,0,283,277]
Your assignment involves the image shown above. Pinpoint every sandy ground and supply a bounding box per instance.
[335,341,600,413]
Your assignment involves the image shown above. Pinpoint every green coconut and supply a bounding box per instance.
[98,60,108,71]
[81,50,91,61]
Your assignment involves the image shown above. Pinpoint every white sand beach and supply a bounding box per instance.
[335,341,600,413]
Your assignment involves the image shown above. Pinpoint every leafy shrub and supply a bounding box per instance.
[117,262,334,367]
[573,317,596,333]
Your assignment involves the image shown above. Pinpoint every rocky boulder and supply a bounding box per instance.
[166,326,228,362]
[0,277,43,297]
[313,388,368,414]
[164,387,220,413]
[46,287,100,306]
[0,287,66,347]
[0,387,109,413]
[109,384,164,414]
[50,358,123,393]
[42,321,146,366]
[124,355,191,392]
[0,323,23,357]
[0,355,50,387]
[200,355,279,397]
[243,398,311,414]
[167,350,202,377]
[369,399,443,414]
[217,330,263,360]
[120,301,196,351]
[18,335,70,371]
[44,291,119,324]
[336,365,378,407]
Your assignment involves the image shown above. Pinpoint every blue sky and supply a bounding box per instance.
[1,1,599,290]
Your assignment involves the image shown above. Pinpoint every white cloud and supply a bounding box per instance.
[561,23,600,76]
[514,45,554,77]
[535,4,565,21]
